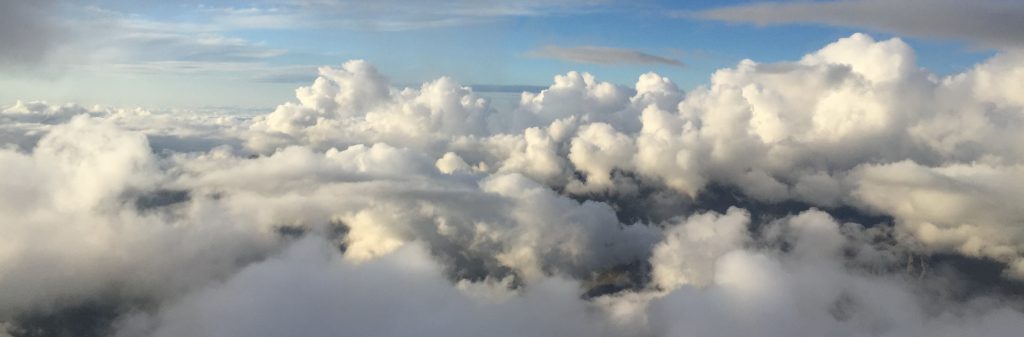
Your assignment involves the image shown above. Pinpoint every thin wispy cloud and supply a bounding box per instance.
[687,0,1024,50]
[251,65,321,83]
[209,0,613,31]
[529,45,684,67]
[0,2,289,81]
[79,6,286,63]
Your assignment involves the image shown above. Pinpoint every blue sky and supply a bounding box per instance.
[0,0,1010,109]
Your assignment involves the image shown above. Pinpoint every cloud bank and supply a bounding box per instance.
[3,33,1024,336]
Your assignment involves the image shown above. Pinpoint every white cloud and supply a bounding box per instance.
[3,31,1024,336]
[237,34,1024,282]
[0,115,278,320]
[115,238,632,337]
[850,161,1024,277]
[650,207,750,290]
[113,209,1024,337]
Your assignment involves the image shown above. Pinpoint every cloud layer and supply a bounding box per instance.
[3,33,1024,336]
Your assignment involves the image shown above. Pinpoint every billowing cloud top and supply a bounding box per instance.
[3,33,1024,336]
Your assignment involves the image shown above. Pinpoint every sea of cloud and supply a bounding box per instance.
[2,33,1024,336]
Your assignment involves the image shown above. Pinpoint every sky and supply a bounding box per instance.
[0,0,1008,109]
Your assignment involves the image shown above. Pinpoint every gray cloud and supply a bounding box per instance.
[250,65,320,83]
[529,45,684,67]
[689,0,1024,49]
[0,0,62,69]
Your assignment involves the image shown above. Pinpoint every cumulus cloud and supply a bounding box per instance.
[530,45,685,67]
[649,207,750,290]
[690,0,1024,50]
[4,32,1024,336]
[851,161,1024,277]
[0,116,277,329]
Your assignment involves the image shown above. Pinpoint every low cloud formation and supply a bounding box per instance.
[530,45,684,67]
[690,0,1024,49]
[3,33,1024,336]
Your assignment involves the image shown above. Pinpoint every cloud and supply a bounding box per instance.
[850,161,1024,277]
[529,45,685,67]
[4,32,1024,336]
[649,207,750,290]
[207,0,612,31]
[241,34,1024,280]
[250,65,321,83]
[0,115,277,332]
[0,2,289,79]
[0,0,62,69]
[74,7,286,66]
[115,209,1024,337]
[644,210,1024,337]
[114,238,647,337]
[689,0,1024,50]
